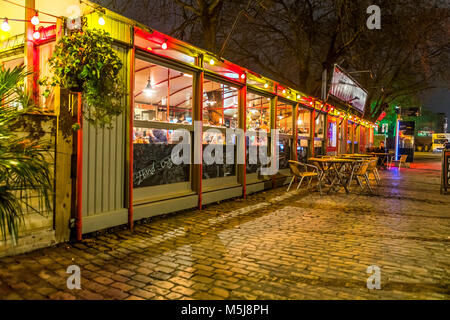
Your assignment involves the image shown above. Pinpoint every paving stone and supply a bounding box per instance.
[0,155,448,300]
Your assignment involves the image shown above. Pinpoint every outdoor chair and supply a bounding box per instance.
[349,160,375,193]
[287,160,322,196]
[367,157,381,184]
[390,154,408,169]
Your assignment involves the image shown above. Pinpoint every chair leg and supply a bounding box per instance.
[307,176,313,188]
[296,176,305,190]
[317,178,323,196]
[287,176,295,192]
[374,169,380,183]
[356,176,363,190]
[364,174,373,193]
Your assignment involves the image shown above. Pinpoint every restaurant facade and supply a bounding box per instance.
[0,0,375,255]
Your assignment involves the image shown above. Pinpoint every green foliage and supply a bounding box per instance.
[0,66,53,244]
[40,29,125,128]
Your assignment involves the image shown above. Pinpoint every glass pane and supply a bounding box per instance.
[133,127,190,188]
[278,136,291,169]
[327,121,337,148]
[38,42,55,111]
[314,113,325,138]
[276,101,293,135]
[247,91,270,132]
[203,79,238,128]
[134,57,193,124]
[202,131,236,179]
[297,107,310,137]
[246,134,269,174]
[297,138,309,163]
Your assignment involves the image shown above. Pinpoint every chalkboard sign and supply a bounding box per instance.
[443,151,450,193]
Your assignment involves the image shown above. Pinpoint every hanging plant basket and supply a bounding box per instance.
[40,29,125,128]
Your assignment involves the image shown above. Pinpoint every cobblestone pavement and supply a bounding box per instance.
[0,154,449,300]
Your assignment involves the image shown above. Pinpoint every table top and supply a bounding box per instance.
[368,152,394,156]
[309,157,362,163]
[341,154,372,157]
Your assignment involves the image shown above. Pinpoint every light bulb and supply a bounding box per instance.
[1,19,10,32]
[33,30,40,40]
[143,78,154,96]
[31,12,39,26]
[161,40,167,50]
[282,89,286,94]
[296,95,300,99]
[209,58,215,65]
[240,73,245,80]
[98,14,105,26]
[264,83,269,88]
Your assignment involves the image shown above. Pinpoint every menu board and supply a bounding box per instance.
[443,151,450,192]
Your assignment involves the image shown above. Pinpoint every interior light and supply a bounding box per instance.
[182,73,193,78]
[143,77,154,96]
[209,58,215,65]
[98,14,105,26]
[1,18,10,32]
[33,30,40,40]
[297,119,303,125]
[161,40,168,50]
[31,12,39,26]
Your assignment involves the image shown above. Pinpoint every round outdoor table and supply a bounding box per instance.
[308,157,362,194]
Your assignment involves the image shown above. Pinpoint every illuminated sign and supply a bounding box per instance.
[329,65,368,114]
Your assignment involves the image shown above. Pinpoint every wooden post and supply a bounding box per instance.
[270,92,277,188]
[292,103,299,161]
[193,56,204,209]
[238,85,247,198]
[54,18,73,243]
[128,43,135,230]
[25,0,38,103]
[310,105,315,158]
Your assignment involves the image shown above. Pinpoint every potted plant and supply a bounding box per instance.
[0,66,53,243]
[40,28,125,128]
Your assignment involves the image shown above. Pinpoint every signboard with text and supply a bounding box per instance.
[329,65,368,114]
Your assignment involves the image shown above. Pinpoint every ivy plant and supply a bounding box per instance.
[40,29,125,128]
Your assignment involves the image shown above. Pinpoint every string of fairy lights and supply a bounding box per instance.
[0,0,106,39]
[1,0,376,128]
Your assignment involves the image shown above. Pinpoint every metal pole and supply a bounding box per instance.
[76,92,83,241]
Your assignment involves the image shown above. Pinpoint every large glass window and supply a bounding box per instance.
[38,42,55,111]
[246,91,270,132]
[133,57,193,190]
[202,79,238,180]
[276,101,293,135]
[203,79,238,128]
[134,58,193,124]
[314,113,325,139]
[297,107,311,137]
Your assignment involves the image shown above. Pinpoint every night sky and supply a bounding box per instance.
[422,89,450,131]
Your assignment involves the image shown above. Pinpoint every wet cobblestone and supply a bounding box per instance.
[0,155,449,300]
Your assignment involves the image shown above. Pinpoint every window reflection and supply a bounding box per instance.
[134,58,193,123]
[203,80,238,128]
[247,92,270,132]
[297,108,311,137]
[276,101,293,135]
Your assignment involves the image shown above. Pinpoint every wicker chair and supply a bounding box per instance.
[367,157,381,184]
[287,160,322,195]
[350,160,376,193]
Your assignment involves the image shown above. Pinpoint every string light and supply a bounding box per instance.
[1,18,10,32]
[31,11,39,26]
[296,95,301,99]
[32,29,40,40]
[209,58,215,65]
[240,73,246,80]
[161,40,167,50]
[98,13,105,26]
[264,83,269,88]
